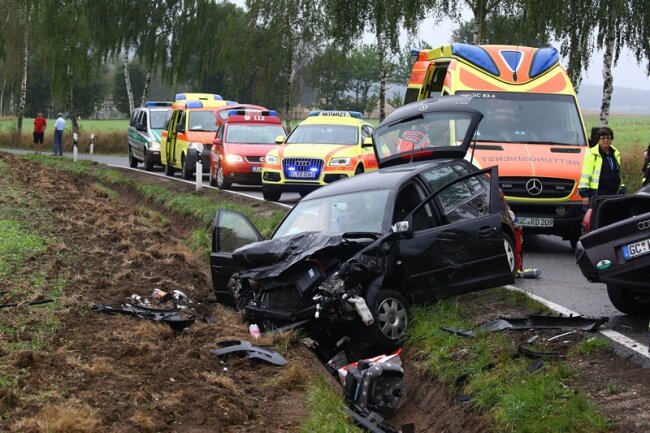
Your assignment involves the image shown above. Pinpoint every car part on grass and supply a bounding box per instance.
[344,403,401,433]
[92,304,196,331]
[518,344,565,360]
[515,268,541,279]
[443,314,608,337]
[210,340,287,366]
[336,350,403,418]
[0,299,53,309]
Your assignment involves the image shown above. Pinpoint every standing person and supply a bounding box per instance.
[33,112,47,154]
[53,113,65,156]
[578,126,626,210]
[641,143,650,186]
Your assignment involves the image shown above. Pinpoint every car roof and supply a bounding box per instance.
[304,159,453,200]
[299,114,368,127]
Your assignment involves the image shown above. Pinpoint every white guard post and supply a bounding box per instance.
[196,158,202,191]
[89,133,95,160]
[73,132,78,162]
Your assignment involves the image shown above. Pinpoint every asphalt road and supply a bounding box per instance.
[4,148,648,346]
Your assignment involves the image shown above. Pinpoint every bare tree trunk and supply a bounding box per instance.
[473,14,481,44]
[284,45,294,131]
[67,64,79,133]
[0,78,6,116]
[599,12,616,127]
[9,85,14,116]
[16,5,31,134]
[140,71,152,107]
[123,50,134,114]
[376,26,386,121]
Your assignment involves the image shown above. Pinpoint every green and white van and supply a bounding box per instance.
[128,101,173,170]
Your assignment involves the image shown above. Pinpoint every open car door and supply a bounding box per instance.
[398,165,513,301]
[210,210,263,307]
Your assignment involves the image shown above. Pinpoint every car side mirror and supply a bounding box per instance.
[391,220,411,235]
[213,137,221,146]
[362,137,373,148]
[275,135,286,144]
[176,123,185,133]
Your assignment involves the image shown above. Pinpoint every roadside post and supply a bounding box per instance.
[89,133,95,160]
[73,132,78,162]
[196,153,202,191]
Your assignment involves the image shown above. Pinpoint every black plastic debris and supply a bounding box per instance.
[210,340,287,366]
[344,403,401,433]
[518,344,565,360]
[0,299,53,309]
[442,314,608,337]
[336,350,404,418]
[92,304,196,331]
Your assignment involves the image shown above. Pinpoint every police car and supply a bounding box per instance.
[210,109,286,189]
[261,110,377,201]
[127,101,172,170]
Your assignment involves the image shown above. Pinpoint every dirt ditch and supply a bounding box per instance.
[2,152,650,433]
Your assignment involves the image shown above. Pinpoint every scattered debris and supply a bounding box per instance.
[92,303,196,331]
[518,344,564,360]
[443,314,608,337]
[210,340,288,366]
[515,268,541,279]
[344,403,402,433]
[0,299,54,309]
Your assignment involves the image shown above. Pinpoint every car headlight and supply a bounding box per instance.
[265,155,278,165]
[149,141,160,151]
[225,154,243,163]
[329,157,351,166]
[188,142,203,151]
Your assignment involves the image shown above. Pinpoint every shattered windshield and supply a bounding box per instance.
[458,91,586,145]
[273,189,390,238]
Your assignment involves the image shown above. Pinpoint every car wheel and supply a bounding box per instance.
[262,189,281,201]
[128,146,138,168]
[298,191,309,198]
[144,149,154,171]
[502,231,516,276]
[569,236,580,252]
[181,154,193,180]
[216,165,231,190]
[368,289,410,349]
[164,162,175,177]
[354,165,364,175]
[607,284,650,315]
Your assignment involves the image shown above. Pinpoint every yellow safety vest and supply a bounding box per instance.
[579,144,624,193]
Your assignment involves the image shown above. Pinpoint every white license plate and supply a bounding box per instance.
[251,166,261,173]
[289,171,316,179]
[622,238,650,260]
[516,217,554,227]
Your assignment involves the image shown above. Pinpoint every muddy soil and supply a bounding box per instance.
[2,152,650,433]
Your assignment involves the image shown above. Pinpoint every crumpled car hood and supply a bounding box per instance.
[233,231,375,281]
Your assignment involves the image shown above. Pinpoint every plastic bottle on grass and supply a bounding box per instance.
[249,324,261,339]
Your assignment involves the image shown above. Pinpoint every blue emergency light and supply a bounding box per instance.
[530,47,559,78]
[451,43,499,76]
[410,48,420,58]
[145,101,172,107]
[186,100,204,109]
[227,109,280,117]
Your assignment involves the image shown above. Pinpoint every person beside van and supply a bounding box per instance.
[641,143,650,186]
[578,127,625,209]
[33,112,47,154]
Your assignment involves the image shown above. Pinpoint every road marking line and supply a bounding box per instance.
[505,284,650,359]
[107,165,292,209]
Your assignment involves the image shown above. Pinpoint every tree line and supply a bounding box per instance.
[1,0,648,133]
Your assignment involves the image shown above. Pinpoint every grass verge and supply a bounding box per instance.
[300,376,362,433]
[408,288,609,433]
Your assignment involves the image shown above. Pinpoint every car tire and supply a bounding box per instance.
[262,189,281,201]
[128,146,138,168]
[164,163,175,177]
[298,191,309,198]
[144,149,154,171]
[181,154,193,180]
[502,231,517,276]
[354,165,364,175]
[367,289,410,350]
[216,165,231,190]
[607,284,650,315]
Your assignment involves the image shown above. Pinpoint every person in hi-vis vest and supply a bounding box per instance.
[578,126,625,210]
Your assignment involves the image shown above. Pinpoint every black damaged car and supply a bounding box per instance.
[210,95,516,351]
[576,183,650,315]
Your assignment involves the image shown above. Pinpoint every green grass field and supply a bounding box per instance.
[0,117,128,133]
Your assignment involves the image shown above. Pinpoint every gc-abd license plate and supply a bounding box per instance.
[622,238,650,260]
[516,217,554,228]
[251,166,262,173]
